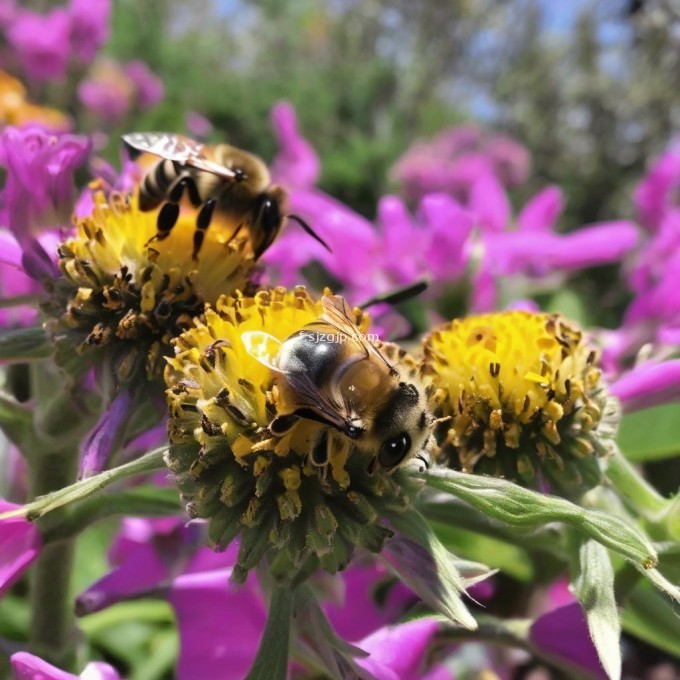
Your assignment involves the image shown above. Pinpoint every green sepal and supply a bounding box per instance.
[573,539,621,680]
[383,507,485,629]
[244,586,293,680]
[622,579,680,659]
[0,326,53,362]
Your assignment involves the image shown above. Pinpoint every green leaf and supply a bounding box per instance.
[383,508,487,629]
[416,467,680,601]
[0,447,168,522]
[80,601,175,635]
[0,326,52,362]
[0,390,33,449]
[245,586,293,680]
[544,288,590,326]
[618,403,680,462]
[430,520,534,581]
[621,580,680,658]
[42,487,182,543]
[129,629,178,680]
[573,540,621,680]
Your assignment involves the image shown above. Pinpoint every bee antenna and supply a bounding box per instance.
[359,279,429,310]
[287,214,332,253]
[431,415,452,427]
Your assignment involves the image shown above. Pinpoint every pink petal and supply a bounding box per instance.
[469,174,511,232]
[516,186,564,232]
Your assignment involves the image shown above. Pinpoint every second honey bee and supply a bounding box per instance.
[122,132,329,260]
[243,294,434,474]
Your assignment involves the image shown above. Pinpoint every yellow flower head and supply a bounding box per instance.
[43,190,256,383]
[421,311,619,494]
[164,287,423,583]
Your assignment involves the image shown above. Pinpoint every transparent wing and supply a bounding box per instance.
[122,132,204,162]
[241,330,356,436]
[320,294,396,375]
[122,132,239,180]
[240,331,282,371]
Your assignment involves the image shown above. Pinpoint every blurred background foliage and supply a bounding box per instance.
[3,2,680,678]
[62,0,680,228]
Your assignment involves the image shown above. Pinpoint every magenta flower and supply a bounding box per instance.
[323,559,415,642]
[530,602,607,680]
[168,568,266,679]
[0,126,90,244]
[0,0,16,29]
[68,0,111,62]
[263,104,638,319]
[609,359,680,413]
[634,146,680,232]
[11,652,120,680]
[605,199,680,367]
[468,175,639,311]
[0,126,90,284]
[185,111,213,139]
[354,618,444,680]
[0,229,39,326]
[76,515,452,679]
[77,60,135,126]
[390,124,531,202]
[270,100,321,190]
[529,580,608,680]
[0,499,41,598]
[6,9,71,83]
[76,517,233,615]
[124,60,164,109]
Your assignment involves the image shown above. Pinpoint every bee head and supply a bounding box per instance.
[368,380,432,472]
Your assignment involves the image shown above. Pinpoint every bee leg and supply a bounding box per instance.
[146,203,180,247]
[169,175,203,207]
[192,198,217,259]
[311,430,329,466]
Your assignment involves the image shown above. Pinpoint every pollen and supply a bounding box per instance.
[42,190,256,383]
[163,287,420,583]
[421,311,619,495]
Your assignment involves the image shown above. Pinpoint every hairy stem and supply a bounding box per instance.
[28,447,80,670]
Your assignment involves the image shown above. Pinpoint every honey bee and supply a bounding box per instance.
[243,294,433,473]
[122,132,329,260]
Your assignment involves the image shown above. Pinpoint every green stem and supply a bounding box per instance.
[28,447,80,670]
[245,586,294,680]
[606,445,667,517]
[41,487,181,542]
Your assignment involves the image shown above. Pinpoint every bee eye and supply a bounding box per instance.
[377,432,412,469]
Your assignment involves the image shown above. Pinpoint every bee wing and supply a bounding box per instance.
[122,132,204,162]
[240,331,282,371]
[241,330,356,436]
[122,132,239,181]
[320,294,396,374]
